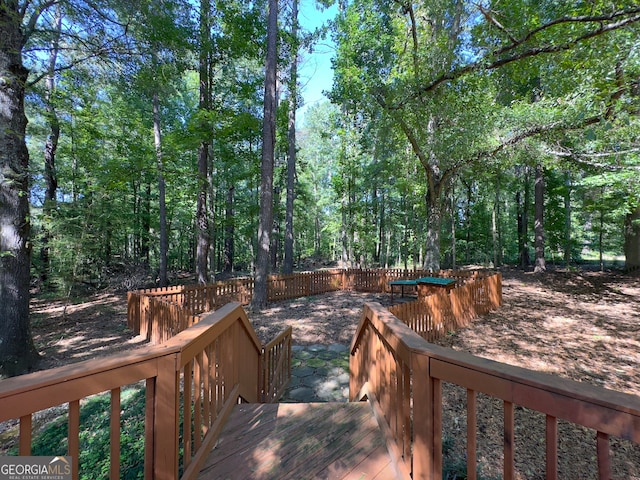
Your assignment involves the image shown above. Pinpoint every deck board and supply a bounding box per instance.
[198,402,400,480]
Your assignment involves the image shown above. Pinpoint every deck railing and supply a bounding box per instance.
[128,268,500,343]
[388,273,502,342]
[350,302,640,480]
[0,303,289,480]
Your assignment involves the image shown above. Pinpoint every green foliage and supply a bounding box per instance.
[13,385,146,479]
[19,0,640,294]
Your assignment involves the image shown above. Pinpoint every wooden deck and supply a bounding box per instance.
[198,402,401,480]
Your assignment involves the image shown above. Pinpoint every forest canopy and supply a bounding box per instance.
[1,0,639,375]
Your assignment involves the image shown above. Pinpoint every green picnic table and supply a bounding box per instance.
[388,276,457,302]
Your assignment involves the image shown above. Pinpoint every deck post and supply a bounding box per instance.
[412,351,434,480]
[154,354,180,480]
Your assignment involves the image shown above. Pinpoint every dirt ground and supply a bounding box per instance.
[24,267,640,479]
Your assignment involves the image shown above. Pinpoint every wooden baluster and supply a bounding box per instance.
[110,388,121,480]
[467,389,477,480]
[68,400,80,480]
[203,347,211,433]
[597,431,611,480]
[19,414,31,455]
[434,378,443,479]
[504,401,515,480]
[546,414,558,480]
[194,352,202,450]
[144,378,155,480]
[183,365,194,469]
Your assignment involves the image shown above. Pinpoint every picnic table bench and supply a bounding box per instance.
[389,276,457,302]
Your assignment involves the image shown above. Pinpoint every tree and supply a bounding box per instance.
[0,3,40,376]
[534,162,546,273]
[331,0,640,271]
[39,4,62,283]
[283,0,299,274]
[252,0,278,309]
[196,0,212,284]
[625,206,640,269]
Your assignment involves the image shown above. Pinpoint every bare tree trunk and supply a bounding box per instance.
[252,0,278,309]
[564,171,572,266]
[424,192,443,271]
[341,191,349,266]
[517,166,531,268]
[196,0,211,284]
[624,205,640,269]
[534,163,546,273]
[224,185,234,273]
[0,6,40,376]
[141,181,151,264]
[153,93,168,286]
[599,187,605,272]
[464,180,472,264]
[451,183,456,270]
[283,0,298,274]
[40,5,62,283]
[493,175,502,267]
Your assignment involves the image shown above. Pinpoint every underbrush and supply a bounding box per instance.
[9,384,147,479]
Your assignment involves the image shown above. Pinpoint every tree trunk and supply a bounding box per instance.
[224,186,234,273]
[451,184,457,270]
[599,187,605,272]
[564,171,572,266]
[283,0,298,275]
[271,186,280,271]
[40,5,62,283]
[340,190,349,266]
[252,0,278,309]
[464,180,472,264]
[141,181,151,265]
[624,205,640,269]
[0,7,40,376]
[517,166,531,268]
[493,175,503,267]
[534,163,546,273]
[423,188,443,271]
[196,0,211,284]
[153,93,168,286]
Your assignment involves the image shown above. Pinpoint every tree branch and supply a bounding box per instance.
[545,146,640,171]
[390,7,640,109]
[23,0,60,41]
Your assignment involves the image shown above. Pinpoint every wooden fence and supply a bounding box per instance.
[128,268,500,343]
[0,303,267,480]
[389,273,502,342]
[350,302,640,480]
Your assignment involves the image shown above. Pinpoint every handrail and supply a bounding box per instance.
[261,326,293,403]
[0,302,264,480]
[350,302,640,480]
[128,268,500,343]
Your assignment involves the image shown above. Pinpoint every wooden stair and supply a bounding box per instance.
[198,402,401,479]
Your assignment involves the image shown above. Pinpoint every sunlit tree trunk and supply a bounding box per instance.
[0,6,39,376]
[283,0,298,274]
[196,0,211,284]
[534,163,546,273]
[153,92,168,286]
[252,0,278,309]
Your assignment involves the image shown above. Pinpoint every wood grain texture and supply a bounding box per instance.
[198,402,398,480]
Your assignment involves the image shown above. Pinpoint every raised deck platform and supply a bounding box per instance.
[198,402,400,479]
